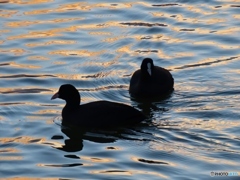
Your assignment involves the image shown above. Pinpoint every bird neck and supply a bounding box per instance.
[65,99,80,109]
[141,67,154,81]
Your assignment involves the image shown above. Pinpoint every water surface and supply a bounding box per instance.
[0,0,240,179]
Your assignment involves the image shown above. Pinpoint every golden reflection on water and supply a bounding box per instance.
[81,71,112,79]
[24,2,133,16]
[206,18,226,24]
[72,21,126,30]
[0,148,19,153]
[81,156,114,163]
[157,49,174,59]
[154,12,227,25]
[53,74,82,80]
[0,74,54,79]
[7,26,78,40]
[103,36,126,43]
[173,52,194,58]
[89,31,112,36]
[0,156,22,161]
[0,0,9,3]
[26,40,76,47]
[184,5,216,15]
[0,10,17,18]
[229,69,240,74]
[194,56,239,67]
[34,109,59,117]
[0,29,10,34]
[135,34,187,44]
[153,12,203,24]
[116,45,133,54]
[134,48,186,60]
[211,3,240,9]
[150,139,239,167]
[0,49,26,56]
[1,178,59,180]
[80,64,127,77]
[0,61,41,69]
[7,32,59,40]
[0,135,64,155]
[158,118,240,132]
[3,17,181,45]
[52,61,66,65]
[28,56,49,61]
[7,18,83,28]
[49,49,105,57]
[193,41,240,50]
[234,14,240,19]
[0,87,51,95]
[65,2,134,10]
[214,27,240,35]
[171,56,239,71]
[85,54,120,67]
[0,136,45,144]
[11,0,53,5]
[24,8,54,16]
[171,26,214,34]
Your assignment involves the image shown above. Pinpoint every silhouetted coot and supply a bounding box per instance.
[129,58,174,98]
[51,84,146,128]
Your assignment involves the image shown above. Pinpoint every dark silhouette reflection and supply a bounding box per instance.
[131,92,173,118]
[52,121,151,153]
[61,124,117,143]
[56,138,83,152]
[130,90,173,103]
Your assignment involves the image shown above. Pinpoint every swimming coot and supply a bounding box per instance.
[129,58,174,98]
[51,84,146,128]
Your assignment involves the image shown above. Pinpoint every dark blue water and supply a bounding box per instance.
[0,0,240,179]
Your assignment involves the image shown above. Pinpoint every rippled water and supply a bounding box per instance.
[0,0,240,179]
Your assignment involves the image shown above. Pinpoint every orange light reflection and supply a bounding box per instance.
[8,25,79,40]
[193,41,240,50]
[81,156,114,163]
[11,0,53,5]
[24,2,133,16]
[0,48,26,56]
[0,136,45,144]
[27,56,49,61]
[0,178,59,180]
[26,40,76,47]
[7,18,83,28]
[0,10,17,18]
[49,49,105,57]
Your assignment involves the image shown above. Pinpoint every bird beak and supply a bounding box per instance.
[51,92,59,100]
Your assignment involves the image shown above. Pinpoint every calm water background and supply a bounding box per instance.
[0,0,240,179]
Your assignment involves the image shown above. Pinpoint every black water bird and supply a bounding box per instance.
[51,84,146,128]
[129,58,174,98]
